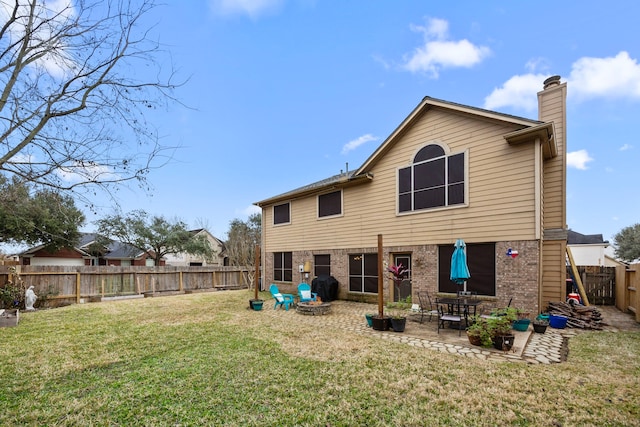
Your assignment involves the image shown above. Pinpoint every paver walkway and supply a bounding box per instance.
[263,300,639,364]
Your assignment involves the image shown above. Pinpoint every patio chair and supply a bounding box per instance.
[297,283,317,303]
[417,292,439,323]
[437,300,462,336]
[269,284,295,311]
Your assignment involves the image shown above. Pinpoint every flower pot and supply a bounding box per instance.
[549,314,568,329]
[533,322,548,334]
[0,309,19,327]
[365,313,374,327]
[390,317,406,332]
[467,332,482,346]
[512,318,530,331]
[371,315,391,331]
[492,334,515,351]
[249,299,264,311]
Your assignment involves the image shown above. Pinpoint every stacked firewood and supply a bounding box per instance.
[547,301,607,330]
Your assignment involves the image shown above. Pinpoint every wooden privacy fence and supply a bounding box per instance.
[617,263,639,323]
[569,266,616,305]
[0,265,252,307]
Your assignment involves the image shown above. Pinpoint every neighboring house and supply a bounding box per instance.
[163,229,227,266]
[567,230,610,267]
[19,233,163,267]
[255,76,569,315]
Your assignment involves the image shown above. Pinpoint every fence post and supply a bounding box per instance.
[76,272,81,304]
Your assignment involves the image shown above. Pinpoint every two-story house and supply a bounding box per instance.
[255,76,569,314]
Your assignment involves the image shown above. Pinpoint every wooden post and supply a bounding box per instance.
[378,234,384,317]
[101,279,105,297]
[254,245,261,300]
[76,272,81,304]
[566,246,590,306]
[179,271,184,292]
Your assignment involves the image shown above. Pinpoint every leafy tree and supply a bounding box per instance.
[0,176,84,250]
[95,210,213,266]
[613,223,640,262]
[0,0,180,204]
[226,213,261,287]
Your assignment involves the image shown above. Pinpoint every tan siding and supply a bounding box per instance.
[539,83,567,230]
[541,240,566,309]
[263,108,541,252]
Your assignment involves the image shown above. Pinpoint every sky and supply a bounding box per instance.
[75,1,640,245]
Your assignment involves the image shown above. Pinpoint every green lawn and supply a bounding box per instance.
[1,290,639,426]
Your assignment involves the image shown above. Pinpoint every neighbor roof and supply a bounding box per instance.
[567,230,609,245]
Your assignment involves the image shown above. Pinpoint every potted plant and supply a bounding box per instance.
[532,318,549,333]
[512,308,531,331]
[365,313,374,327]
[371,314,391,331]
[387,263,410,302]
[389,311,407,332]
[486,315,515,351]
[466,316,492,347]
[386,298,411,332]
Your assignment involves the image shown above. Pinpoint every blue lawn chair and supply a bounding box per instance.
[297,283,317,303]
[269,284,295,310]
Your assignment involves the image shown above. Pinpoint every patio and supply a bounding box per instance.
[263,300,563,363]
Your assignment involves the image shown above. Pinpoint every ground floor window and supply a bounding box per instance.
[274,252,293,282]
[438,243,496,296]
[348,253,378,293]
[314,254,331,277]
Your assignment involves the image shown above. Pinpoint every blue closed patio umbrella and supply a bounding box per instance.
[450,239,471,292]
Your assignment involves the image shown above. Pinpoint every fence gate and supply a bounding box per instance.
[575,266,616,305]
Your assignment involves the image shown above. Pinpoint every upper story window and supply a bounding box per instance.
[273,202,290,225]
[398,144,465,213]
[318,190,342,218]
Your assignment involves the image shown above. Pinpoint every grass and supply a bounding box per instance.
[1,290,639,426]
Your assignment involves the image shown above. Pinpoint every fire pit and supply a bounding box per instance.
[296,300,332,316]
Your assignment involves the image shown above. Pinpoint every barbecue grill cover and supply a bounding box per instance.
[311,274,338,302]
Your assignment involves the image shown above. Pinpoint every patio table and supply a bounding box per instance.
[436,297,483,327]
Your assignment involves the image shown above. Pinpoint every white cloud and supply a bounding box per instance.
[620,144,633,151]
[568,51,640,100]
[342,134,378,155]
[56,162,119,182]
[484,73,549,111]
[240,204,261,217]
[0,0,77,79]
[567,150,594,170]
[485,51,640,111]
[209,0,284,18]
[401,18,490,77]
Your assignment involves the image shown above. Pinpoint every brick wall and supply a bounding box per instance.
[264,239,541,314]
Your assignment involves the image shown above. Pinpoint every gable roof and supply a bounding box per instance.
[255,95,553,207]
[255,170,373,207]
[567,230,609,245]
[355,96,547,175]
[19,232,148,260]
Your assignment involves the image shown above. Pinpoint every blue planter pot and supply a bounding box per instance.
[250,299,264,311]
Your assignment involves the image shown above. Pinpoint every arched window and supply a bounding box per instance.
[398,144,465,212]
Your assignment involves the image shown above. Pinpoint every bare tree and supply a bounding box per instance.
[226,213,261,287]
[0,0,180,204]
